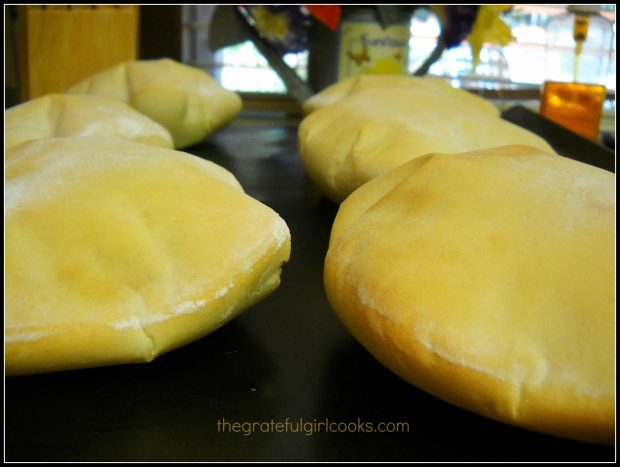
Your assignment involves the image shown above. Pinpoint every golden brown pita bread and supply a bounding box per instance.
[325,145,614,444]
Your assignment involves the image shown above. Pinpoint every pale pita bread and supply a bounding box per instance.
[67,59,242,149]
[6,137,290,375]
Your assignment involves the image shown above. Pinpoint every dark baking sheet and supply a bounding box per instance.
[501,105,615,172]
[5,110,615,462]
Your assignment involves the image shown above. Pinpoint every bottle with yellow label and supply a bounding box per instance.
[308,6,412,92]
[337,7,411,79]
[540,5,613,140]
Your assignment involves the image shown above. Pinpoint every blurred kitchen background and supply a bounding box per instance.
[4,5,616,142]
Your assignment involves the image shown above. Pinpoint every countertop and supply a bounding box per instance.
[5,110,615,462]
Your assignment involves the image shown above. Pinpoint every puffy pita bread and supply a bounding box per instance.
[67,59,242,149]
[6,137,290,375]
[299,76,555,202]
[5,93,173,150]
[302,74,499,116]
[325,145,615,444]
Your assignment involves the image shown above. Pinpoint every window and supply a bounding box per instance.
[182,5,307,93]
[183,5,616,93]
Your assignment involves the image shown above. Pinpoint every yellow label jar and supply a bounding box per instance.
[338,9,411,78]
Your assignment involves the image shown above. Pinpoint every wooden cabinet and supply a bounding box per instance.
[17,5,139,100]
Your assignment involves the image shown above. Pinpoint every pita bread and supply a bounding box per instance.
[299,76,555,202]
[325,145,615,444]
[303,74,499,116]
[6,137,290,375]
[67,59,242,149]
[5,93,173,150]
